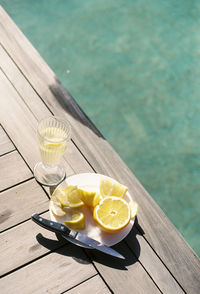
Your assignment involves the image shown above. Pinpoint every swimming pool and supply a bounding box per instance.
[2,0,199,256]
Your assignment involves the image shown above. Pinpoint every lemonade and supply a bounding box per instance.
[34,116,71,186]
[38,127,69,166]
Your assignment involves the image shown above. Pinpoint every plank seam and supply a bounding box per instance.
[0,209,49,234]
[0,242,72,279]
[60,273,100,294]
[0,43,55,121]
[70,139,97,173]
[0,123,33,173]
[82,251,114,294]
[0,122,55,201]
[0,176,34,193]
[124,239,164,294]
[126,235,187,294]
[0,149,16,157]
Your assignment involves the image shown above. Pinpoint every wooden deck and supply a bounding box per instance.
[0,6,199,294]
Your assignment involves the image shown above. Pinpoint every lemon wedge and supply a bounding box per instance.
[99,178,128,198]
[52,186,84,208]
[45,142,62,148]
[49,195,66,217]
[93,196,131,233]
[78,186,101,207]
[64,211,85,230]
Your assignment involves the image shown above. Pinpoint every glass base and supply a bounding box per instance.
[34,162,66,186]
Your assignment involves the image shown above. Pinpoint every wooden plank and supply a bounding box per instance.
[0,211,54,276]
[0,151,32,191]
[66,275,111,294]
[1,211,90,276]
[125,225,184,294]
[0,7,199,293]
[0,125,15,155]
[0,245,96,294]
[88,242,161,294]
[0,179,49,232]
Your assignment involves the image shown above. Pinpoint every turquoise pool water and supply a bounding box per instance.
[1,0,199,256]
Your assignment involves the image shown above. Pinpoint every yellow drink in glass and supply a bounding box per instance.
[34,116,71,186]
[39,127,69,166]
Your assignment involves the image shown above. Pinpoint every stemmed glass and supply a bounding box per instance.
[34,116,71,186]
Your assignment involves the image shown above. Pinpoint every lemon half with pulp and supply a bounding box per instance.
[93,196,131,233]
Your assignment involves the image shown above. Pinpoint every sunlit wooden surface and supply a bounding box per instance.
[0,6,199,294]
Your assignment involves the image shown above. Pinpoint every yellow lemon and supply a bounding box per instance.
[52,186,84,208]
[93,196,131,233]
[99,178,128,198]
[44,141,67,152]
[52,187,65,201]
[78,186,101,207]
[129,201,138,219]
[64,211,85,230]
[49,195,66,217]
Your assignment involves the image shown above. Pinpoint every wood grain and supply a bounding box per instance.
[0,210,162,294]
[0,125,15,155]
[0,245,96,294]
[0,151,32,191]
[125,225,184,294]
[0,179,49,232]
[1,211,89,276]
[65,275,111,294]
[88,241,161,294]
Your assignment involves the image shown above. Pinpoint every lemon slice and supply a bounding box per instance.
[93,196,131,233]
[129,201,138,219]
[53,186,84,208]
[49,195,66,217]
[64,211,85,230]
[78,186,101,207]
[52,187,65,201]
[45,142,62,148]
[99,178,128,198]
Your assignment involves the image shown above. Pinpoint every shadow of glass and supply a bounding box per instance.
[49,80,103,138]
[49,185,58,196]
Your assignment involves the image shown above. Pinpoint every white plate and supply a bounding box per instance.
[49,173,135,247]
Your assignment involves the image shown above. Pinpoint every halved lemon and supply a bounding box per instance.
[64,211,85,230]
[99,178,128,198]
[49,195,66,217]
[78,186,101,207]
[93,196,131,233]
[52,186,84,208]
